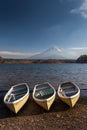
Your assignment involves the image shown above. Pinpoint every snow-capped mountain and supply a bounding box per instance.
[29,46,65,59]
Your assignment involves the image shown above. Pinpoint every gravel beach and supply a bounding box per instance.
[0,89,87,130]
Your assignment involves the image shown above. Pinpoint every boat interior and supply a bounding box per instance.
[6,85,27,102]
[35,84,54,99]
[60,83,78,97]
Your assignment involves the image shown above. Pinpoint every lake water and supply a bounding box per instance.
[0,64,87,90]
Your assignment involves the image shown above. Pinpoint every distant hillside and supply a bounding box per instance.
[0,56,5,63]
[76,55,87,63]
[0,56,76,64]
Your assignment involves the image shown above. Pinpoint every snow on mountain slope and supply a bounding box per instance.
[30,46,65,59]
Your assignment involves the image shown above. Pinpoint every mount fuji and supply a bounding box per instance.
[29,46,65,59]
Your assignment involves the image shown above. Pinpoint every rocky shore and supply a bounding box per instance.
[0,89,87,130]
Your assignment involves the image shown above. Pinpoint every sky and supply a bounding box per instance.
[0,0,87,59]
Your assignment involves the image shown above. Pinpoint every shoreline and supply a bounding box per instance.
[0,55,87,64]
[0,58,76,64]
[0,89,87,130]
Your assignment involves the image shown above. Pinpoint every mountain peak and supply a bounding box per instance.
[47,46,62,52]
[30,46,65,59]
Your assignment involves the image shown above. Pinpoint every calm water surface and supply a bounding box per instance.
[0,64,87,90]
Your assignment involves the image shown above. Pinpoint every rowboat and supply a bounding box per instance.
[4,83,29,114]
[58,82,80,107]
[32,82,56,111]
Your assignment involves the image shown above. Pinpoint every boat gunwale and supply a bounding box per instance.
[4,83,29,104]
[33,82,56,102]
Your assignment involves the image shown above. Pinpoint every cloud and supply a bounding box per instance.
[70,0,87,19]
[69,47,87,50]
[0,46,86,59]
[61,47,87,59]
[0,51,40,58]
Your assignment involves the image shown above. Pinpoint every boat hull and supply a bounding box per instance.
[58,82,80,107]
[4,83,29,114]
[34,95,55,111]
[59,93,80,107]
[6,94,29,113]
[33,82,56,111]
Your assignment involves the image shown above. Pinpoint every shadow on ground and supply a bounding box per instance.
[0,89,87,119]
